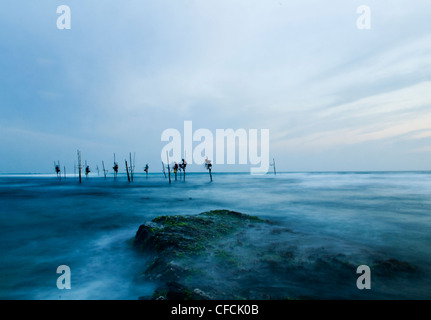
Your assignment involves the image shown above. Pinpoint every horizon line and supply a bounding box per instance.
[1,170,431,175]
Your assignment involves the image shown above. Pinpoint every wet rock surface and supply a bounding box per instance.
[133,210,420,300]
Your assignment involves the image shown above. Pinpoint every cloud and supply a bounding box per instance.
[410,131,431,139]
[273,81,431,151]
[317,82,431,120]
[409,146,431,153]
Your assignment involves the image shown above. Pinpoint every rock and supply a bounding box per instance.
[373,258,417,276]
[193,288,212,300]
[134,210,265,255]
[152,282,208,301]
[133,209,420,300]
[134,210,269,299]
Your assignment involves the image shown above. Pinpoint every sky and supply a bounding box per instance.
[1,0,431,173]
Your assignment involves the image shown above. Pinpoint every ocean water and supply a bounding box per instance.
[0,171,430,300]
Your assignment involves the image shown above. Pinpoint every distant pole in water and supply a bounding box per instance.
[125,160,130,182]
[64,166,66,180]
[102,161,108,179]
[162,161,167,178]
[166,151,171,184]
[96,165,100,176]
[129,152,135,182]
[77,150,82,184]
[133,152,136,181]
[272,158,276,176]
[129,153,132,182]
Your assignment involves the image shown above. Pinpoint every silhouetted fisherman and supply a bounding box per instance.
[144,163,149,178]
[173,162,178,181]
[85,165,91,177]
[179,158,187,181]
[113,153,119,180]
[205,157,212,182]
[54,162,61,180]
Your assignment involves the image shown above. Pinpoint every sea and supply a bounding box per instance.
[1,171,430,300]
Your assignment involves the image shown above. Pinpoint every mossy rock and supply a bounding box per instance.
[373,258,417,276]
[134,209,265,255]
[133,210,269,299]
[132,210,420,300]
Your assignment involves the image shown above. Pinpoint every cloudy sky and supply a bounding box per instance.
[1,0,430,173]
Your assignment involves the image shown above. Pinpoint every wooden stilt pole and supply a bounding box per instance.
[184,151,186,182]
[125,160,130,182]
[77,150,82,184]
[102,161,107,179]
[273,158,276,176]
[166,151,171,184]
[162,162,166,178]
[133,152,136,181]
[64,166,66,180]
[205,158,212,182]
[129,152,134,182]
[129,153,132,182]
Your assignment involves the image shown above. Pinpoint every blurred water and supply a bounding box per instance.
[0,171,430,299]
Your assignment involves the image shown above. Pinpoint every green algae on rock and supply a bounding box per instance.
[133,209,420,300]
[133,210,269,299]
[134,209,265,255]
